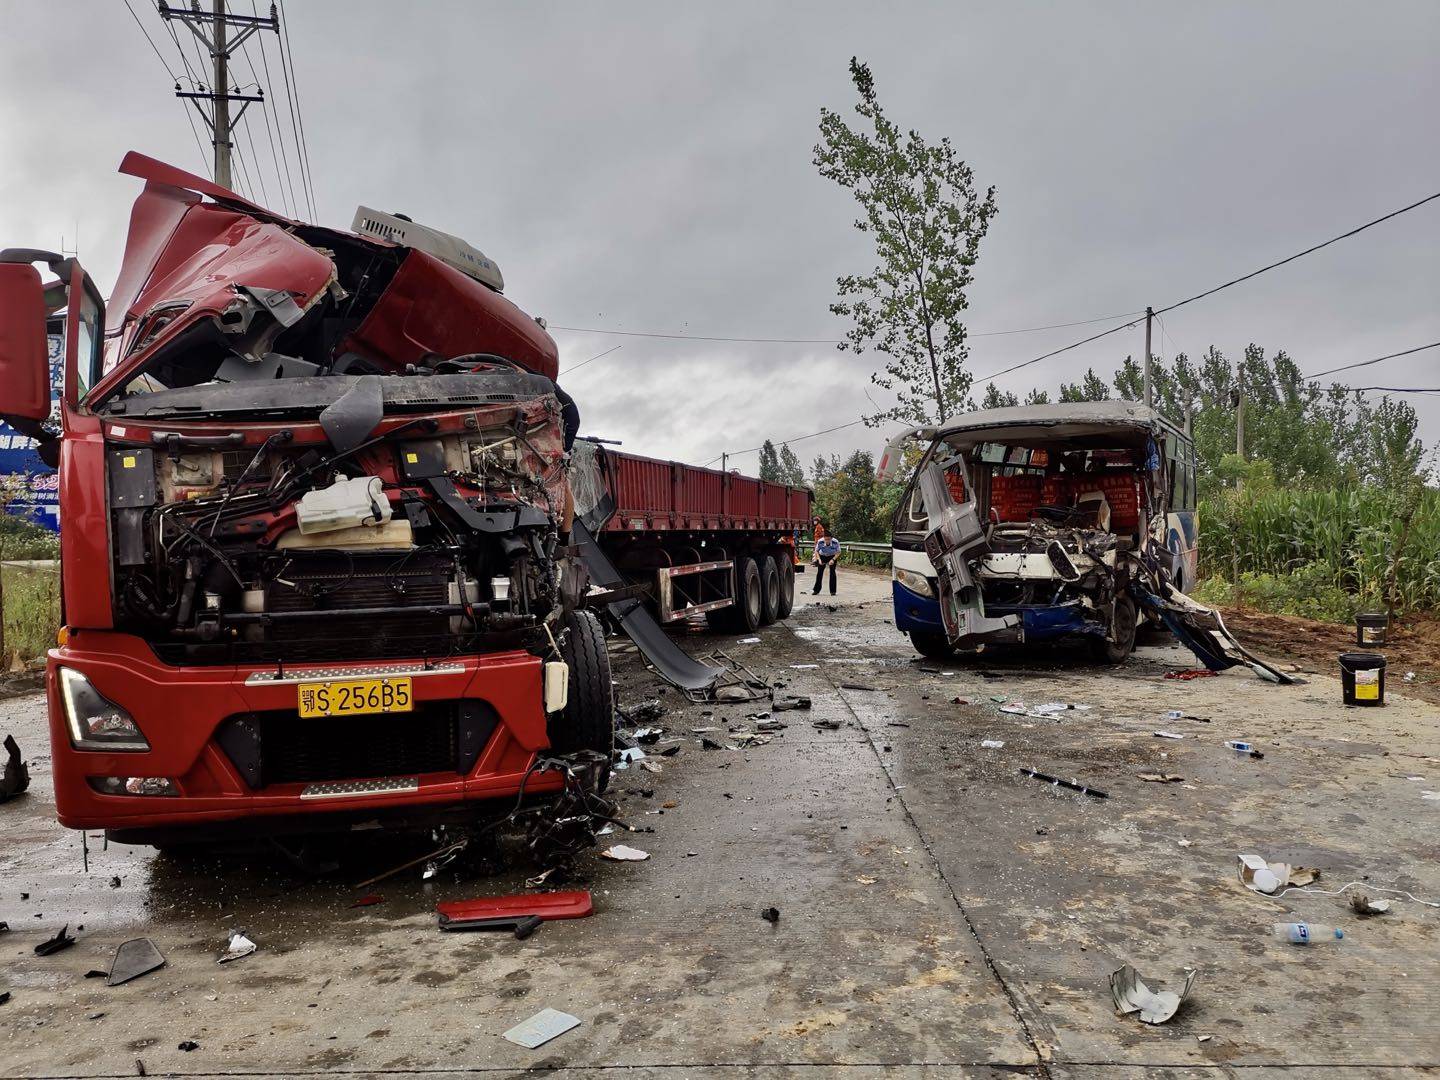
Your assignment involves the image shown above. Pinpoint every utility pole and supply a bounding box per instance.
[161,1,278,190]
[1142,306,1154,408]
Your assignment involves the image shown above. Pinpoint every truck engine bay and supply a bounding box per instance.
[102,375,572,667]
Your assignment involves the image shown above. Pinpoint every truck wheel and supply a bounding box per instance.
[758,556,781,625]
[772,552,795,620]
[909,630,955,660]
[1090,594,1138,664]
[549,609,615,757]
[732,555,764,633]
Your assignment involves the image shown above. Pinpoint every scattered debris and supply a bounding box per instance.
[753,717,788,732]
[739,637,761,644]
[1223,740,1265,759]
[812,719,842,731]
[1137,773,1184,783]
[177,1041,199,1052]
[1164,669,1219,681]
[1153,731,1185,740]
[438,891,593,934]
[840,683,877,692]
[218,931,257,964]
[1238,854,1318,895]
[732,733,772,748]
[0,991,9,1006]
[34,925,75,956]
[856,875,877,885]
[351,894,385,908]
[1273,921,1342,944]
[1404,671,1416,683]
[700,736,725,750]
[599,845,650,861]
[772,696,812,712]
[1000,704,1028,715]
[1350,893,1392,917]
[1165,709,1210,722]
[760,906,780,924]
[980,739,1006,749]
[108,938,166,985]
[790,663,819,670]
[1019,767,1108,799]
[1,734,30,803]
[502,1008,582,1049]
[1110,964,1198,1024]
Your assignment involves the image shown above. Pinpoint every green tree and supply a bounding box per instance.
[1058,368,1111,402]
[812,450,882,540]
[815,57,997,427]
[758,439,781,483]
[980,383,1019,409]
[777,443,806,487]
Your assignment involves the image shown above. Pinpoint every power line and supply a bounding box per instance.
[559,344,622,376]
[1306,341,1440,380]
[979,187,1440,383]
[549,309,1144,346]
[121,0,212,177]
[277,0,318,218]
[702,418,869,468]
[250,0,299,217]
[235,22,290,215]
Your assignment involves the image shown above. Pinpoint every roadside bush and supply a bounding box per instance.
[2,565,60,662]
[0,516,59,560]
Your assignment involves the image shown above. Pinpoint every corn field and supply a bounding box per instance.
[1198,486,1440,614]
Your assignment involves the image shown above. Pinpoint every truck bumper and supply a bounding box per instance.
[46,631,560,837]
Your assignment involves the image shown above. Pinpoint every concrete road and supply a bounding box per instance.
[3,566,1439,1077]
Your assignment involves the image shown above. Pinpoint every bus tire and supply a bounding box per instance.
[1090,594,1138,664]
[772,551,795,620]
[549,609,615,758]
[758,555,782,625]
[732,555,764,633]
[909,630,955,660]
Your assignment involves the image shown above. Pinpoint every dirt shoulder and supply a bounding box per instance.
[1222,605,1440,705]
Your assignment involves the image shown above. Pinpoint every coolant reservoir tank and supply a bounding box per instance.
[295,476,393,535]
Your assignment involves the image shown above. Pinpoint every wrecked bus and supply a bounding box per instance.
[881,401,1203,662]
[0,153,615,846]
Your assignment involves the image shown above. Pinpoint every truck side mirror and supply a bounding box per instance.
[0,263,51,423]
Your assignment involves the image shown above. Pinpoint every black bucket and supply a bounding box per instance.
[1339,651,1386,707]
[1355,612,1388,647]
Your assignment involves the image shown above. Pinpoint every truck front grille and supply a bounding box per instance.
[215,701,499,789]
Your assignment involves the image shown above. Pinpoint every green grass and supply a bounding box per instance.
[1,564,60,663]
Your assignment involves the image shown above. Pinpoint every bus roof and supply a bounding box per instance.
[930,400,1187,444]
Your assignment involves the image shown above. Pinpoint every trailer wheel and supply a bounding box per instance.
[758,555,782,625]
[909,630,955,660]
[1090,594,1138,664]
[732,555,764,633]
[771,551,795,620]
[549,609,615,757]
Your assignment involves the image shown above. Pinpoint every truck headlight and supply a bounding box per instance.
[893,567,934,598]
[58,668,149,752]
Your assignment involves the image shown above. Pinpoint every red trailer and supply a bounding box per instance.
[571,442,811,633]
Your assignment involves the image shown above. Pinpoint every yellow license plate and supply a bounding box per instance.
[297,677,413,718]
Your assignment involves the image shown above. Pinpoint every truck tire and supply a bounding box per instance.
[772,552,795,620]
[732,555,764,633]
[758,555,781,625]
[909,630,955,660]
[1090,594,1138,664]
[549,609,615,757]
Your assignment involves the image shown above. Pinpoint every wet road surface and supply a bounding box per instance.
[3,568,1439,1077]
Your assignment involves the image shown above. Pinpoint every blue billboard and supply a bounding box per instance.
[0,334,62,532]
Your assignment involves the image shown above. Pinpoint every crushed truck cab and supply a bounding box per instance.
[0,154,614,845]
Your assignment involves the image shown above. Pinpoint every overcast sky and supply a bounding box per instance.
[2,1,1436,473]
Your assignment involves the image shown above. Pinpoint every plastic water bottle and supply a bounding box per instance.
[1272,922,1343,945]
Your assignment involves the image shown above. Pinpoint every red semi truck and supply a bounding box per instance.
[0,153,807,846]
